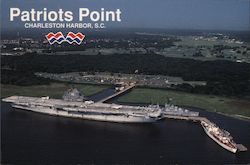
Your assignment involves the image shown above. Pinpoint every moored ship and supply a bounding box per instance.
[2,95,163,123]
[163,104,199,117]
[201,121,238,153]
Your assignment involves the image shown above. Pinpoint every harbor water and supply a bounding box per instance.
[1,100,250,164]
[1,86,250,164]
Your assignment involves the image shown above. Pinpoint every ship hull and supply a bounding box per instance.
[11,104,159,123]
[201,124,237,153]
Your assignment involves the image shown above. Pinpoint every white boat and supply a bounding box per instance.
[201,121,237,153]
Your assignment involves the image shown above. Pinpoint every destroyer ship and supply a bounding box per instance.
[2,88,163,123]
[162,104,199,117]
[201,120,238,153]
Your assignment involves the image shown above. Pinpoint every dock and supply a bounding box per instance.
[96,83,248,153]
[164,114,248,153]
[236,144,248,152]
[164,115,213,124]
[97,84,136,103]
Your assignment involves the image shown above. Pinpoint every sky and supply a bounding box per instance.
[1,0,249,31]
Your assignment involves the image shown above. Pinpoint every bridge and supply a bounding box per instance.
[97,84,136,103]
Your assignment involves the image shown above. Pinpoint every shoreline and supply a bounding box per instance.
[115,100,250,122]
[180,105,250,122]
[218,113,250,122]
[1,83,249,122]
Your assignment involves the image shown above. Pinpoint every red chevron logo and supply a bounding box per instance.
[45,32,85,45]
[67,32,85,40]
[46,32,64,40]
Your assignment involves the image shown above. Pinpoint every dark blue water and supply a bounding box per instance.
[1,87,250,164]
[88,88,116,102]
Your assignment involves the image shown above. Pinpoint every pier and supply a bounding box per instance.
[97,84,136,103]
[96,83,248,153]
[164,115,212,124]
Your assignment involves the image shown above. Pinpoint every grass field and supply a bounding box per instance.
[1,83,109,99]
[117,88,250,118]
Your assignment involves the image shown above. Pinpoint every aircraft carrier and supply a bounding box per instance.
[1,78,200,123]
[2,95,163,123]
[2,85,199,123]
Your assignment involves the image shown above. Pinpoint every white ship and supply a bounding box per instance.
[2,95,163,123]
[201,121,237,153]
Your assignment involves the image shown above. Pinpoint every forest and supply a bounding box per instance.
[1,53,250,98]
